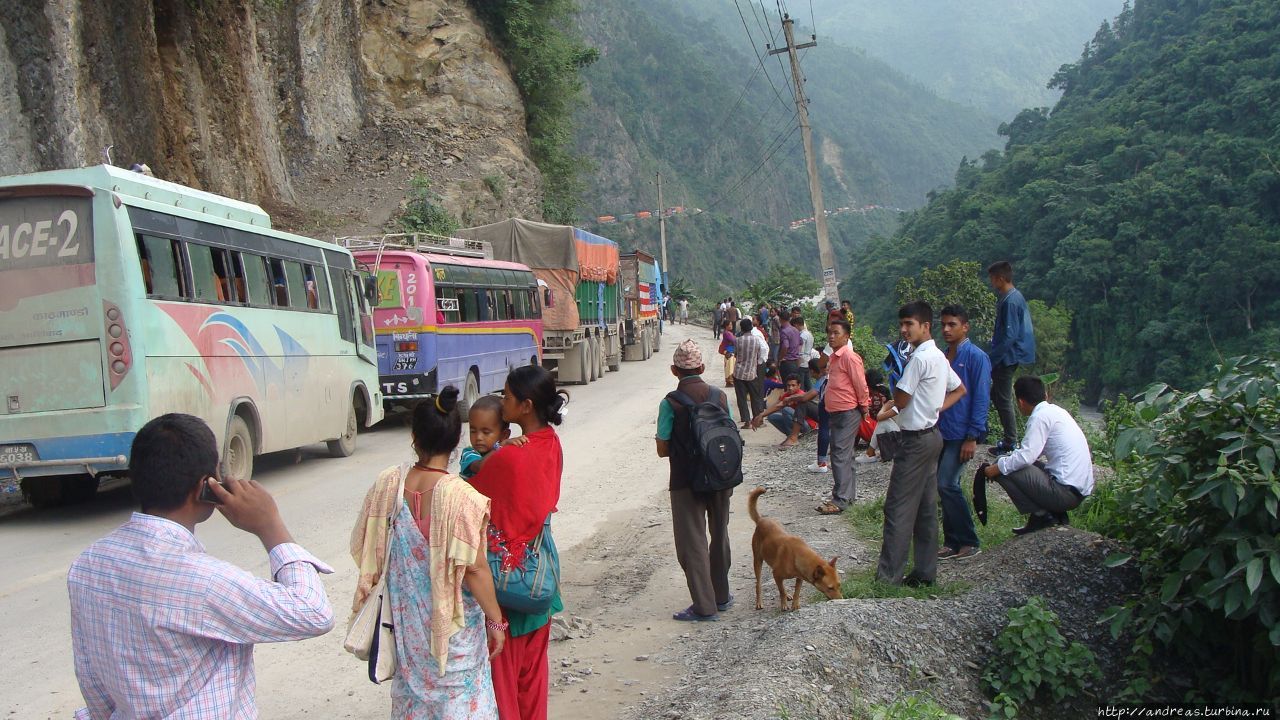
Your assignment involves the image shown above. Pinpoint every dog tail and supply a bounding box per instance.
[748,486,766,523]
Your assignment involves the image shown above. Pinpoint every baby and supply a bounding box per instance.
[459,395,513,479]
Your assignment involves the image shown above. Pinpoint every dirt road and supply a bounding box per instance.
[0,323,755,719]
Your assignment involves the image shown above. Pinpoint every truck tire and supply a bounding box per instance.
[590,336,602,380]
[327,398,358,459]
[227,415,258,479]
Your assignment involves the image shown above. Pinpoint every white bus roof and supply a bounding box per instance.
[0,164,271,228]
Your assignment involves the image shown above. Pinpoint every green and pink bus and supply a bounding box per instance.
[0,165,384,506]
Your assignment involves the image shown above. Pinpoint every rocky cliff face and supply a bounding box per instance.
[0,0,542,233]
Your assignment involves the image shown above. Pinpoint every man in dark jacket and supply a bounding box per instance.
[987,261,1036,455]
[655,339,736,621]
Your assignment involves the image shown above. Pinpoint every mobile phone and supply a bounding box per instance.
[199,465,227,505]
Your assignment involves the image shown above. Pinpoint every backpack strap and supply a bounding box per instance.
[666,389,697,408]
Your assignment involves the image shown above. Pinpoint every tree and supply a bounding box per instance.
[894,260,996,345]
[741,264,821,311]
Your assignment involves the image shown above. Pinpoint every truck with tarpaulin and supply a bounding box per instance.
[620,250,662,361]
[455,218,622,385]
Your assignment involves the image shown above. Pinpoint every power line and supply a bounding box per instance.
[731,0,793,112]
[704,121,801,213]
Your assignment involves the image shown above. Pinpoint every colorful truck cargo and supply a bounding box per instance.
[456,218,623,385]
[620,250,662,361]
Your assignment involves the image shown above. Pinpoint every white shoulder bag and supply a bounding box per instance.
[343,467,406,684]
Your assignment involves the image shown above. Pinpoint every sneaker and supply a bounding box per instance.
[1053,511,1070,526]
[1012,512,1055,535]
[806,462,829,474]
[987,440,1015,457]
[672,606,719,622]
[717,594,735,612]
[855,454,878,464]
[937,546,959,560]
[953,545,982,560]
[902,574,935,588]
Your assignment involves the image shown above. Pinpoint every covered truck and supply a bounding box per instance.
[455,218,622,385]
[620,250,662,361]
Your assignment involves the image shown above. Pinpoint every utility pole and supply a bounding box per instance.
[656,172,668,292]
[770,14,839,304]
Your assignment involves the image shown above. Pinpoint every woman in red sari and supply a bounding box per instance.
[468,365,567,720]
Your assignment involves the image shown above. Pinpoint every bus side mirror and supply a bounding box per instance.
[363,275,378,304]
[544,288,554,308]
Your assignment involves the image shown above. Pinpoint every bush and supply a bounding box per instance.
[982,596,1101,718]
[398,175,459,236]
[868,694,964,720]
[1099,355,1280,701]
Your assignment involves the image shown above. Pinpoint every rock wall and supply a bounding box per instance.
[0,0,542,231]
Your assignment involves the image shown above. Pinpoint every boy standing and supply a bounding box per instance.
[817,319,871,514]
[987,261,1036,454]
[655,340,736,621]
[875,302,966,586]
[935,306,990,560]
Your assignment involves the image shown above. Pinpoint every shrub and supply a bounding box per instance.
[1100,355,1280,700]
[982,596,1101,718]
[398,175,459,237]
[869,694,964,720]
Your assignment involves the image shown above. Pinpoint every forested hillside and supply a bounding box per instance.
[849,0,1280,398]
[804,0,1127,118]
[574,0,999,226]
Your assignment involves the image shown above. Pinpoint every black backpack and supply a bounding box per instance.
[666,389,745,493]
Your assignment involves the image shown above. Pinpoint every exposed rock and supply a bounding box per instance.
[0,0,542,233]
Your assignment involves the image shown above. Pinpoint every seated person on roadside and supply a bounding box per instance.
[856,369,889,448]
[982,376,1095,534]
[935,304,991,561]
[68,414,335,719]
[459,395,515,479]
[749,373,817,447]
[656,340,736,621]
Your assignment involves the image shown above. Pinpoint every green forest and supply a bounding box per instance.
[573,0,998,226]
[849,0,1280,398]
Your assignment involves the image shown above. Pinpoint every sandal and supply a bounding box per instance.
[816,501,843,515]
[672,606,719,622]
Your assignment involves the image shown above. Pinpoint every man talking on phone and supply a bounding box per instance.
[68,414,335,719]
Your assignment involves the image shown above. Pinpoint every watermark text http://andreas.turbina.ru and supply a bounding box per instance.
[1097,705,1274,718]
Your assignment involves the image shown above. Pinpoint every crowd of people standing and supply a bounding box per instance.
[63,261,1095,718]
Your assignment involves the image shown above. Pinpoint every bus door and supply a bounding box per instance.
[325,250,376,365]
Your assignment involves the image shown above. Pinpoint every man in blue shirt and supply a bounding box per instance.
[935,305,991,560]
[987,261,1036,454]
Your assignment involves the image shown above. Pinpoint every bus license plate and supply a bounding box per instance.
[0,444,37,465]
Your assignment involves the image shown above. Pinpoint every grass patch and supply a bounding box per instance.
[836,484,1026,600]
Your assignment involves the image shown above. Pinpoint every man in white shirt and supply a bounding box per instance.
[875,301,966,587]
[982,376,1094,534]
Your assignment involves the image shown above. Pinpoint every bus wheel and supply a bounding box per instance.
[226,416,257,480]
[459,370,481,416]
[328,399,359,458]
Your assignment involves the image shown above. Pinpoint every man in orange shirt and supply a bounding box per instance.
[817,318,872,514]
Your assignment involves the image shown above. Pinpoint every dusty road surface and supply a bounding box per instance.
[2,322,784,719]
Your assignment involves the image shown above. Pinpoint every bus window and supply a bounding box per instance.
[188,243,223,303]
[210,248,236,303]
[137,235,185,298]
[307,265,332,312]
[227,252,249,303]
[240,253,271,306]
[458,287,477,322]
[500,289,514,320]
[283,261,309,310]
[332,269,356,342]
[477,289,493,321]
[435,286,459,324]
[268,258,289,307]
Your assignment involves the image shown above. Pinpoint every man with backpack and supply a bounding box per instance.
[656,339,743,622]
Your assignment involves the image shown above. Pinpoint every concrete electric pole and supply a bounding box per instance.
[770,14,839,304]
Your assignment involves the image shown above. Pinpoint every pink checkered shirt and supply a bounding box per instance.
[68,512,335,719]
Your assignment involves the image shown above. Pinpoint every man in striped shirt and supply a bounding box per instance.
[68,414,335,719]
[733,317,770,427]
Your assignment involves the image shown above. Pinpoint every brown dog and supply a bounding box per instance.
[749,487,843,611]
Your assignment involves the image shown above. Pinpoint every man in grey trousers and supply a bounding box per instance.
[982,376,1095,534]
[816,318,871,515]
[875,301,966,586]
